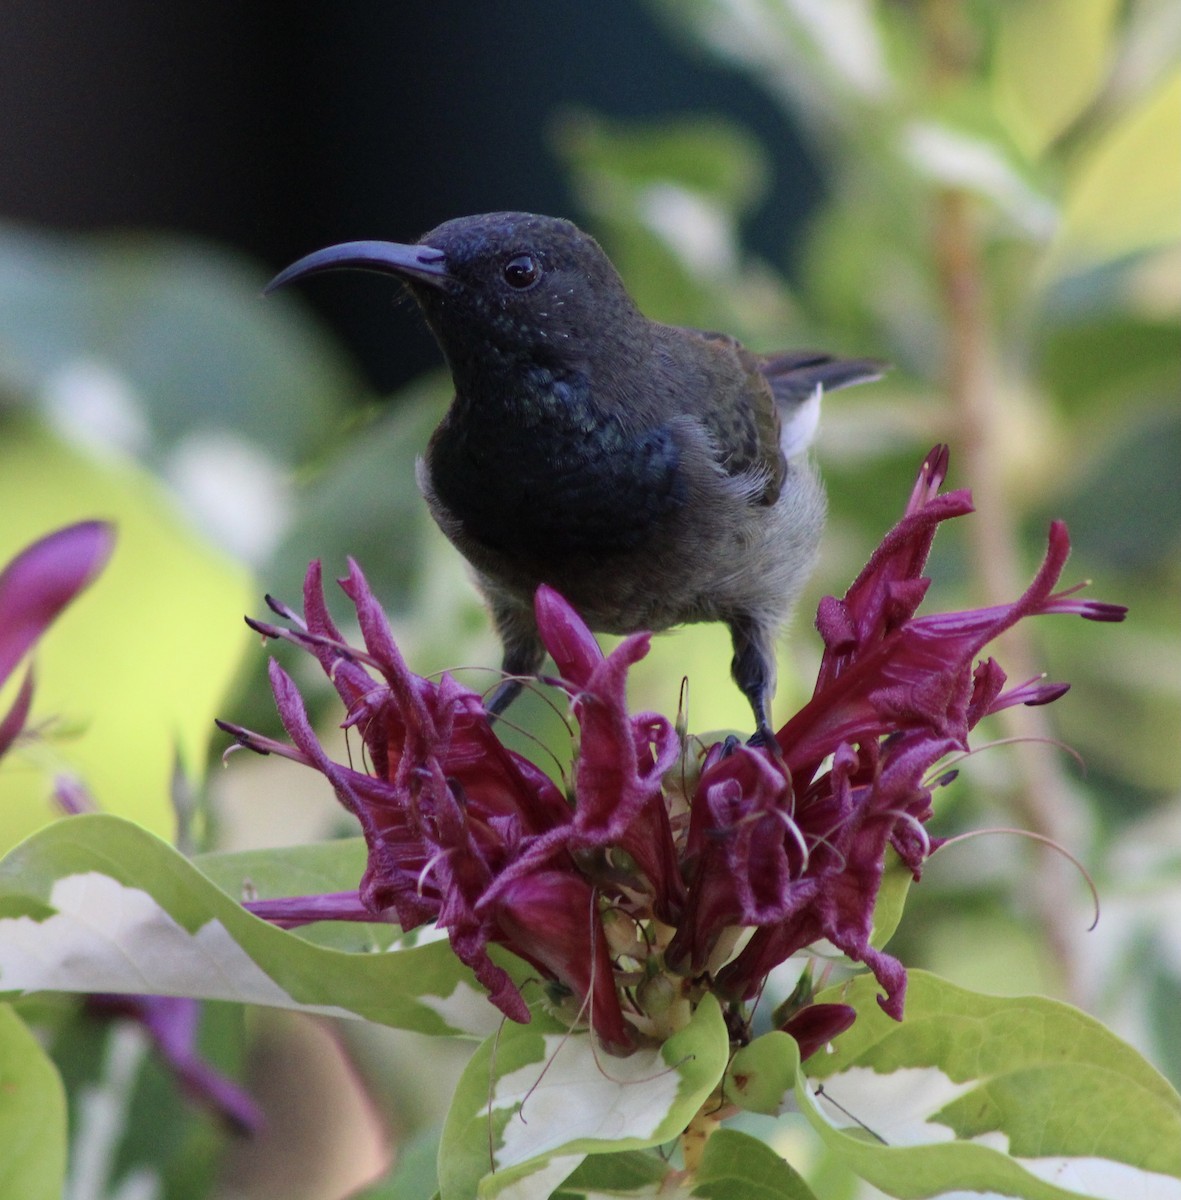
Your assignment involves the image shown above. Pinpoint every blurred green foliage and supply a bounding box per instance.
[1,1,1177,1196]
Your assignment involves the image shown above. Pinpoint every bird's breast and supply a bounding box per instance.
[424,384,687,561]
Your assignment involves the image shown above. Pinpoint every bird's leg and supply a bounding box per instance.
[484,595,547,720]
[484,676,524,719]
[728,615,780,750]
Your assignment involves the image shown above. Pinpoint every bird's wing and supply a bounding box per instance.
[677,328,787,505]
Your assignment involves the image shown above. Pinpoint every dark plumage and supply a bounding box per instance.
[267,212,883,743]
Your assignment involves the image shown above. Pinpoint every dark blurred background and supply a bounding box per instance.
[0,1,821,393]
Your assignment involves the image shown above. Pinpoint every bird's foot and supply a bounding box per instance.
[484,677,524,721]
[746,723,784,758]
[718,734,743,759]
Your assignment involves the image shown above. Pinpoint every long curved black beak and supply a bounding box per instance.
[264,241,451,294]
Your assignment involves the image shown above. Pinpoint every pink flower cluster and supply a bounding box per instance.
[222,447,1125,1052]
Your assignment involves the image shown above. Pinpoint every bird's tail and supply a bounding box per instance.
[760,352,887,408]
[762,353,887,458]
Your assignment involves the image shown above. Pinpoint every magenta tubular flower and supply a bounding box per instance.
[222,562,643,1048]
[223,446,1125,1048]
[675,448,1124,1016]
[782,1003,858,1063]
[0,521,114,758]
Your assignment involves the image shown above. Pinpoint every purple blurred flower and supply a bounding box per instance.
[43,784,262,1133]
[86,994,263,1134]
[0,521,113,758]
[0,522,261,1132]
[221,447,1125,1050]
[52,774,263,1135]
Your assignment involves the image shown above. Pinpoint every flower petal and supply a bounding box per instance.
[491,869,632,1051]
[0,521,114,688]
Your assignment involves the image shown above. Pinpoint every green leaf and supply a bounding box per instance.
[693,1128,818,1200]
[994,0,1120,159]
[553,112,795,336]
[799,970,1181,1199]
[724,1031,798,1116]
[558,1149,670,1195]
[869,846,913,950]
[0,814,512,1038]
[193,838,369,901]
[0,1004,67,1200]
[555,112,769,217]
[270,378,449,606]
[1038,313,1180,418]
[1048,406,1181,576]
[0,223,355,465]
[438,994,729,1200]
[649,0,891,108]
[352,1125,442,1199]
[193,839,395,951]
[1047,68,1181,275]
[900,117,1056,238]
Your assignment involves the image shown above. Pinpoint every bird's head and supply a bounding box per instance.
[266,212,641,379]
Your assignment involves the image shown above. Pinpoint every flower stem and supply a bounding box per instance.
[926,5,1087,1004]
[680,1104,721,1176]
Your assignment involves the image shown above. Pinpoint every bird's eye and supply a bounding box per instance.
[502,254,541,290]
